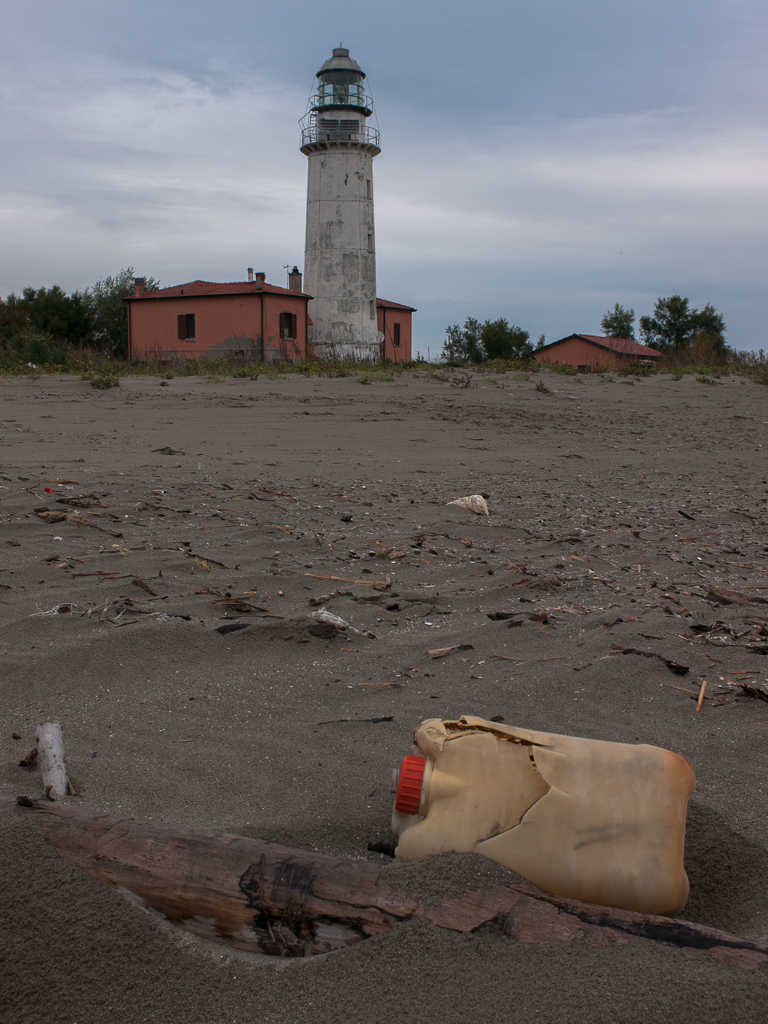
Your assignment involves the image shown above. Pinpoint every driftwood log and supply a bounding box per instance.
[34,722,67,798]
[4,796,768,969]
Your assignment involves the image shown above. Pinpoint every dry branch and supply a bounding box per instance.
[3,799,767,969]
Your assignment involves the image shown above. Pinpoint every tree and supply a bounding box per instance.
[15,285,94,347]
[443,316,531,363]
[443,317,483,363]
[601,304,635,340]
[639,296,726,354]
[690,303,726,354]
[85,268,159,357]
[481,318,531,360]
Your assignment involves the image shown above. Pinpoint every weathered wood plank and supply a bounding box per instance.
[6,798,768,969]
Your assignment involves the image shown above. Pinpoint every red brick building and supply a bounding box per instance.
[125,273,416,364]
[377,298,416,363]
[125,272,312,363]
[534,334,661,371]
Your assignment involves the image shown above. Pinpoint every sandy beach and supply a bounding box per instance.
[1,367,767,1023]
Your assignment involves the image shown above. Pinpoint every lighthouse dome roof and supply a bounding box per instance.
[317,47,365,78]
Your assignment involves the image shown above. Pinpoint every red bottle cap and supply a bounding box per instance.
[394,755,426,815]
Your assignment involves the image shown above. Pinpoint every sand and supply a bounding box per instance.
[1,368,767,1023]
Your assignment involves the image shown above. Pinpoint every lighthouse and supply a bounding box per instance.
[300,48,382,358]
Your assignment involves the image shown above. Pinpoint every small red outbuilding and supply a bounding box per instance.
[377,298,416,363]
[125,273,312,364]
[534,334,661,371]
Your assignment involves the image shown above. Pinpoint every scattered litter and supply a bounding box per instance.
[447,495,489,516]
[391,715,694,916]
[318,715,394,725]
[308,622,338,638]
[695,680,708,714]
[428,644,474,659]
[132,577,157,596]
[152,447,184,455]
[310,608,377,639]
[35,508,67,524]
[735,682,768,703]
[18,747,38,769]
[607,647,689,675]
[304,572,391,591]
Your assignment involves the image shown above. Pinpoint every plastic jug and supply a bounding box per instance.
[391,716,695,916]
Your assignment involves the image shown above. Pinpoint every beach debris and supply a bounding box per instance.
[340,514,353,522]
[215,623,250,635]
[392,715,695,917]
[303,572,391,591]
[18,747,38,769]
[35,508,67,524]
[528,612,549,624]
[487,612,520,621]
[318,715,394,725]
[9,798,767,968]
[152,447,184,455]
[735,682,768,703]
[308,622,339,638]
[132,576,157,596]
[310,607,377,639]
[707,587,768,607]
[607,647,689,674]
[447,494,489,516]
[695,680,708,714]
[35,722,67,799]
[428,644,474,659]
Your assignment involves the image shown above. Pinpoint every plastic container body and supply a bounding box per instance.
[392,716,695,916]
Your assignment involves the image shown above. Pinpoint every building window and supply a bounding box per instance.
[370,300,375,319]
[279,312,297,340]
[393,322,401,347]
[367,233,373,252]
[366,178,372,199]
[177,313,195,340]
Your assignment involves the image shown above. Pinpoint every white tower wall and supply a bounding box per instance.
[304,145,379,356]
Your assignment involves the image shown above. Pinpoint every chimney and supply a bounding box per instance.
[255,272,266,287]
[288,266,302,292]
[134,277,146,297]
[247,267,254,282]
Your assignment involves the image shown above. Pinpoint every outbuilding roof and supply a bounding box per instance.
[125,280,312,301]
[377,297,417,312]
[538,334,661,357]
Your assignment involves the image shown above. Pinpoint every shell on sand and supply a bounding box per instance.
[447,495,489,516]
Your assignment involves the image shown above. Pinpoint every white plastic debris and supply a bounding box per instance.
[310,607,376,639]
[447,495,489,516]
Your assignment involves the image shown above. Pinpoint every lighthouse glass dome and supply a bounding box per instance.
[316,72,366,110]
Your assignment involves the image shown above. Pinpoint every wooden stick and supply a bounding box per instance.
[303,573,391,590]
[34,723,67,798]
[695,680,708,714]
[5,799,767,969]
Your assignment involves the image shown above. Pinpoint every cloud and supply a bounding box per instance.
[1,0,766,351]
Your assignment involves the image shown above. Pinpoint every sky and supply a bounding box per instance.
[1,0,766,355]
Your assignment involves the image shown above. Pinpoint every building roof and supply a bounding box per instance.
[377,297,417,312]
[125,280,312,301]
[318,47,365,77]
[539,334,661,357]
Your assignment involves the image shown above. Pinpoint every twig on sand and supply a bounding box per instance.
[695,680,708,714]
[303,572,391,591]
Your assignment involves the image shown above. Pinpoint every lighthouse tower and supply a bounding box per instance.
[300,48,381,358]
